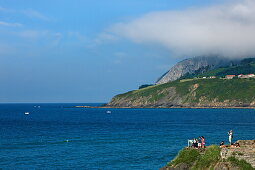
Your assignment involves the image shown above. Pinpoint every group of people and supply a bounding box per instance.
[220,141,240,148]
[219,130,240,148]
[188,130,241,149]
[191,136,205,148]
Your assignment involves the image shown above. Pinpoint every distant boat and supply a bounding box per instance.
[106,111,111,114]
[24,112,30,115]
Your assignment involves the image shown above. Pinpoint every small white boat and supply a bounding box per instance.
[106,111,111,114]
[24,112,30,115]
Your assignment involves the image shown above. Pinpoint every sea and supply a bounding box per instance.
[0,103,255,169]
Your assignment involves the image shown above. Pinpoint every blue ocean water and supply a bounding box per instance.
[0,104,255,169]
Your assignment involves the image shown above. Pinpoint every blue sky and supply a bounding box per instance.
[0,0,233,103]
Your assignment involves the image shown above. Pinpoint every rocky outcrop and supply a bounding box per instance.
[220,140,255,168]
[161,141,255,170]
[156,56,236,84]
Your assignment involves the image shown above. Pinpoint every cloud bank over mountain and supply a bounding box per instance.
[110,0,255,58]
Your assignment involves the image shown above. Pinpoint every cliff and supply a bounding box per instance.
[161,140,255,170]
[107,79,255,108]
[156,56,236,84]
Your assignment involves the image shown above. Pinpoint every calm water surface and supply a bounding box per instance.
[0,103,255,169]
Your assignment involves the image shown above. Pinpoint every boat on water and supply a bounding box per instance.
[106,111,111,114]
[24,112,30,115]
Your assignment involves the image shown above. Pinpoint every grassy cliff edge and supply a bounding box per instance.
[107,79,255,108]
[161,145,254,170]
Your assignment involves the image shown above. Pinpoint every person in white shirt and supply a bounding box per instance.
[228,130,233,145]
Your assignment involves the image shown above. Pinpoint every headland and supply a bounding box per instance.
[161,140,255,170]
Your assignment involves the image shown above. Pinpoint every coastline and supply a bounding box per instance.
[74,105,255,109]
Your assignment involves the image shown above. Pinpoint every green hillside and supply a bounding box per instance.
[107,78,255,107]
[181,58,255,79]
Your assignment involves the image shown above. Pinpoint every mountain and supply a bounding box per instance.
[107,57,255,108]
[156,56,238,84]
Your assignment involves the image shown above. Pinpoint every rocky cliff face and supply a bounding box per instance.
[156,56,236,84]
[220,140,255,168]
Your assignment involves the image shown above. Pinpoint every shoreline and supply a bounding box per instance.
[74,106,255,109]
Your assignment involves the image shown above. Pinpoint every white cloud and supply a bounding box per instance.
[109,0,255,58]
[51,32,62,45]
[94,33,118,44]
[18,30,49,39]
[87,33,118,49]
[67,31,87,42]
[22,9,49,21]
[0,6,14,13]
[0,6,7,12]
[113,52,127,64]
[0,44,15,56]
[0,21,22,27]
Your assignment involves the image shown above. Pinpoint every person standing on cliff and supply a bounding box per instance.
[228,130,233,145]
[201,136,205,148]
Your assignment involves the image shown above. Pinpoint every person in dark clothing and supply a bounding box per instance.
[220,141,225,148]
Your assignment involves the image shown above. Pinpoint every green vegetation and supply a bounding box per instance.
[111,78,255,106]
[199,63,255,78]
[168,149,200,167]
[181,58,255,79]
[181,66,211,79]
[165,146,254,170]
[109,57,255,107]
[169,146,221,169]
[227,156,254,170]
[191,79,255,102]
[193,145,221,169]
[114,82,176,103]
[232,151,244,156]
[138,84,154,89]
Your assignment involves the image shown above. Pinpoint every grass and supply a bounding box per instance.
[168,149,200,167]
[192,145,221,169]
[193,79,255,102]
[227,156,254,170]
[113,81,177,102]
[232,151,244,156]
[180,79,195,82]
[165,146,254,170]
[190,60,255,78]
[111,78,255,105]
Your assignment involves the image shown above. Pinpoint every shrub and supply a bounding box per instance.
[168,149,200,167]
[138,84,153,89]
[193,145,221,169]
